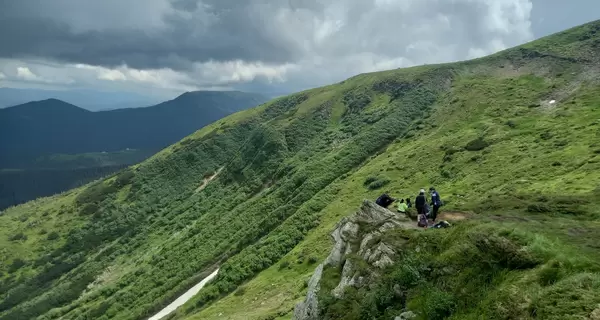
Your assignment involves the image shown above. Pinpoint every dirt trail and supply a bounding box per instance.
[195,167,223,193]
[437,211,471,222]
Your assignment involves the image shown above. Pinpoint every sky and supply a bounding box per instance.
[0,0,598,99]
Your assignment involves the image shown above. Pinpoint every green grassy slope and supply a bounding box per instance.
[1,20,599,320]
[185,20,600,319]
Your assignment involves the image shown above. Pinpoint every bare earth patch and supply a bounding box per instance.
[195,167,224,193]
[438,211,471,222]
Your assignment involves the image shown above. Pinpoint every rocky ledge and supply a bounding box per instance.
[293,200,415,320]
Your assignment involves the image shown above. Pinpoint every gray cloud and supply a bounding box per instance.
[0,0,597,96]
[530,0,600,37]
[0,0,296,70]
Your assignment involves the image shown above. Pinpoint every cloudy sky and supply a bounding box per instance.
[0,0,598,98]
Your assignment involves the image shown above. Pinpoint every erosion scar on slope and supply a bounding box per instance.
[195,167,224,193]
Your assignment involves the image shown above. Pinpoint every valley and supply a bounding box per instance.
[0,91,267,210]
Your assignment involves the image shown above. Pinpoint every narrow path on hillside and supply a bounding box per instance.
[437,211,470,222]
[195,167,224,193]
[148,268,219,320]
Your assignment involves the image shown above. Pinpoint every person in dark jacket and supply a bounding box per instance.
[376,193,395,208]
[429,187,442,221]
[405,198,412,208]
[415,189,426,216]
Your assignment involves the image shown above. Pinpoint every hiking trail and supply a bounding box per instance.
[195,167,223,193]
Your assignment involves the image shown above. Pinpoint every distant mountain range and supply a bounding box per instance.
[0,90,268,209]
[0,90,267,168]
[0,87,164,111]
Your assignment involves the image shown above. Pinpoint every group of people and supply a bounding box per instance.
[375,187,446,229]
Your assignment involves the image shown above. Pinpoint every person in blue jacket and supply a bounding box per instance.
[429,187,442,221]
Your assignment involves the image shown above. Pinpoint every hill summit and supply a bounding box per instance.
[2,20,600,320]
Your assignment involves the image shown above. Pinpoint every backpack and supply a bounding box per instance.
[417,214,428,228]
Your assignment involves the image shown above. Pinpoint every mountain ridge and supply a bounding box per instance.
[1,19,600,320]
[0,90,268,168]
[0,87,165,111]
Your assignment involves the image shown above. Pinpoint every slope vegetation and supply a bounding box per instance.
[1,20,600,320]
[0,91,267,209]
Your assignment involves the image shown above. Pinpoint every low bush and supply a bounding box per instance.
[419,286,457,320]
[47,231,60,241]
[8,232,27,242]
[465,137,490,151]
[8,259,27,273]
[279,261,291,270]
[79,203,99,215]
[363,176,378,186]
[367,178,390,190]
[233,286,246,296]
[114,169,135,187]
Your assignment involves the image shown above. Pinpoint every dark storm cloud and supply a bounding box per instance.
[2,0,597,97]
[0,0,298,70]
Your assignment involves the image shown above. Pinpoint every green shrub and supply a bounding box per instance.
[114,169,135,187]
[80,203,99,215]
[505,120,517,128]
[363,175,378,186]
[471,233,541,270]
[527,203,551,213]
[540,131,553,140]
[8,232,27,242]
[279,261,291,270]
[464,137,490,151]
[75,182,118,205]
[8,258,27,273]
[420,287,456,320]
[367,178,391,190]
[440,170,453,179]
[538,261,566,286]
[233,286,246,296]
[47,231,60,241]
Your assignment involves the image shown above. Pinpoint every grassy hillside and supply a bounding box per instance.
[1,20,600,320]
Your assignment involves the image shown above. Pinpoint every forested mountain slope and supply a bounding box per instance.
[1,20,600,320]
[0,91,267,210]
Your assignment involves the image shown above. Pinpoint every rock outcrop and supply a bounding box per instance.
[294,200,413,320]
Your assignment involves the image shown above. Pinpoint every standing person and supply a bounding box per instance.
[397,198,408,214]
[415,189,426,217]
[376,192,396,208]
[430,187,442,221]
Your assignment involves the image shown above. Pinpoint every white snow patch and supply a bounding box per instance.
[148,268,219,320]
